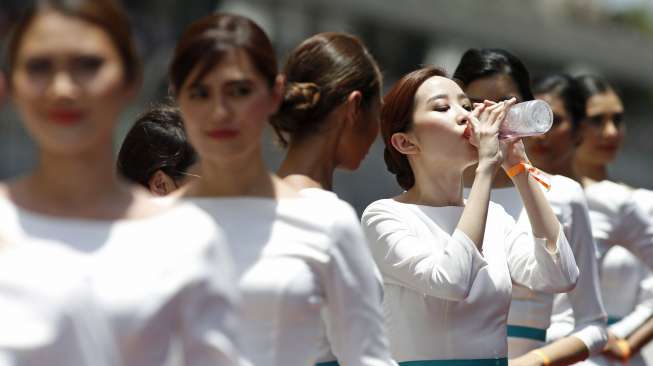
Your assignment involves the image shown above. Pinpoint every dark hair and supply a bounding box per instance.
[270,32,382,147]
[381,66,447,190]
[453,48,534,101]
[117,104,197,187]
[532,73,585,131]
[575,74,616,113]
[169,12,277,94]
[6,0,141,85]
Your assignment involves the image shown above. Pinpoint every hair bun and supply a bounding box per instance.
[284,82,321,110]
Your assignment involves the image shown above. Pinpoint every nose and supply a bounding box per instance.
[49,71,78,100]
[603,119,620,138]
[211,97,232,123]
[456,108,470,126]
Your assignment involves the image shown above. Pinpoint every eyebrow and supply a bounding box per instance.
[426,93,468,104]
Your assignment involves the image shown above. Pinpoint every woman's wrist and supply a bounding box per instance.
[476,160,499,175]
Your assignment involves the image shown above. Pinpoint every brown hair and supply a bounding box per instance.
[6,0,141,85]
[169,12,277,94]
[271,32,381,147]
[382,66,447,190]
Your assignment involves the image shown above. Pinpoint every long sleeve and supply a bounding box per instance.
[361,201,487,302]
[179,232,242,366]
[321,203,396,366]
[613,196,653,270]
[505,203,579,293]
[609,272,653,339]
[560,190,608,354]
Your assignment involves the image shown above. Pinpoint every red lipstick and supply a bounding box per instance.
[47,109,83,125]
[208,129,239,139]
[462,125,471,140]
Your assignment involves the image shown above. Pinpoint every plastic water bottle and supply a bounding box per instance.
[499,100,553,139]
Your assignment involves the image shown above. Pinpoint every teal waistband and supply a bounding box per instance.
[399,358,508,366]
[607,316,623,325]
[317,358,508,366]
[507,325,547,342]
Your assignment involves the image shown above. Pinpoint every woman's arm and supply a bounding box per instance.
[362,201,487,301]
[324,202,397,366]
[510,336,589,366]
[559,184,608,355]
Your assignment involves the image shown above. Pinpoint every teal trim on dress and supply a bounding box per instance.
[506,324,547,341]
[607,316,623,325]
[317,358,508,366]
[316,362,339,366]
[398,358,508,366]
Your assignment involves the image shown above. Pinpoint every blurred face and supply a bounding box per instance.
[576,90,624,167]
[464,73,523,103]
[402,76,476,167]
[338,96,381,170]
[10,11,131,156]
[525,93,577,173]
[177,49,281,163]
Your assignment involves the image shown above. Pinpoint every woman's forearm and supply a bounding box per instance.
[627,316,653,354]
[457,163,495,251]
[511,170,560,251]
[511,336,589,366]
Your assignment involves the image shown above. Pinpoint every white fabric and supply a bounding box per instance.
[361,198,578,361]
[579,246,653,366]
[298,188,386,366]
[0,197,240,366]
[190,196,395,366]
[479,175,607,357]
[584,181,653,268]
[571,183,653,366]
[0,242,118,366]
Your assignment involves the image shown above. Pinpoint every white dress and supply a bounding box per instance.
[583,181,653,266]
[0,197,240,366]
[189,196,395,366]
[362,198,578,364]
[581,186,653,366]
[297,188,387,366]
[480,175,607,358]
[0,242,118,366]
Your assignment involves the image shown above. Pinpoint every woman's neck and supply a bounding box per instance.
[191,148,279,198]
[401,160,467,207]
[277,127,340,191]
[462,164,512,189]
[12,146,133,217]
[573,159,608,187]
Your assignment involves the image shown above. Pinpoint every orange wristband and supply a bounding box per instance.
[506,162,552,191]
[506,162,526,178]
[616,339,631,360]
[531,349,551,366]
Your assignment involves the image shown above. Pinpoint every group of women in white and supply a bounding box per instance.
[1,0,652,366]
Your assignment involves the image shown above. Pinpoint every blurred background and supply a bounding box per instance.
[1,0,653,214]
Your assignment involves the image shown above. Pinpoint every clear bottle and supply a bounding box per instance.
[499,100,553,139]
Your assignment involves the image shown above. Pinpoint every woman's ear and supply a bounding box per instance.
[390,132,419,155]
[270,74,286,113]
[345,90,363,126]
[148,170,178,196]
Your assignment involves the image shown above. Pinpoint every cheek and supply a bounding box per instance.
[88,65,126,99]
[235,95,272,130]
